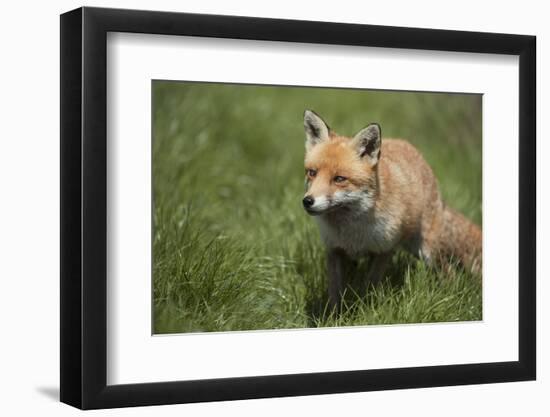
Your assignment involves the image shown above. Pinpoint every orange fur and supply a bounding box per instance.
[302,110,481,306]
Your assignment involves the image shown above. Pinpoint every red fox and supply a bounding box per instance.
[302,110,482,308]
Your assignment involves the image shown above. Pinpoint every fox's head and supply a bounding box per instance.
[302,110,381,216]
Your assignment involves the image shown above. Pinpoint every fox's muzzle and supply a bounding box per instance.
[303,194,333,216]
[303,195,321,215]
[302,195,315,209]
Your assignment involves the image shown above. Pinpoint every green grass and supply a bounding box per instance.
[152,81,482,334]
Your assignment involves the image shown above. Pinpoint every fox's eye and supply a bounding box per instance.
[306,169,317,177]
[334,176,347,183]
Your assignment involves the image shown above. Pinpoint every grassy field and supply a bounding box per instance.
[152,81,482,334]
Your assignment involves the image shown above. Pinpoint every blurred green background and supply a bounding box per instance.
[152,81,482,334]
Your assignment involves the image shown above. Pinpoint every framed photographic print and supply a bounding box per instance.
[60,6,536,409]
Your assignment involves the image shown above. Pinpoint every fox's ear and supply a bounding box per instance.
[353,123,382,165]
[304,110,330,150]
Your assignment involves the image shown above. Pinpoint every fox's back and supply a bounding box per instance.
[376,139,443,234]
[375,139,481,268]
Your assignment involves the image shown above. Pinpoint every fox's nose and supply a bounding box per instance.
[303,195,315,208]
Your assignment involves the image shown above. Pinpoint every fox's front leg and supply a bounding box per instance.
[327,248,346,309]
[366,252,392,285]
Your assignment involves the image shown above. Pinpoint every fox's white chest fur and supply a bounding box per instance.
[316,209,401,258]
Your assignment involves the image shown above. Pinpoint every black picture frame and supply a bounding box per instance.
[60,6,536,410]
